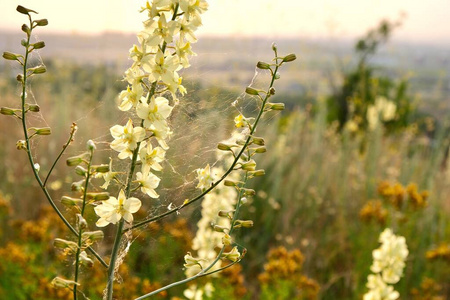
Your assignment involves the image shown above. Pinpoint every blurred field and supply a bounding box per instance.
[0,32,449,299]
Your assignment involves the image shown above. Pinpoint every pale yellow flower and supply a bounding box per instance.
[196,164,214,189]
[139,142,166,173]
[234,114,246,128]
[110,119,146,159]
[142,49,180,84]
[134,171,161,198]
[136,96,173,130]
[223,246,240,262]
[118,83,144,111]
[94,189,141,227]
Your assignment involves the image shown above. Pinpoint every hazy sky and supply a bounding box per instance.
[1,0,449,42]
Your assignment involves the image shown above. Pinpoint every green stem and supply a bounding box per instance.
[126,63,280,232]
[73,150,94,299]
[105,5,180,299]
[43,127,76,186]
[18,17,107,269]
[135,174,249,299]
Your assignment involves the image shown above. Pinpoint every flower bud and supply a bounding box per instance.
[21,39,28,47]
[82,231,104,243]
[16,5,37,15]
[53,238,78,254]
[30,65,46,74]
[218,210,234,218]
[75,166,87,176]
[79,251,94,268]
[92,164,110,173]
[21,24,30,35]
[254,147,267,153]
[271,43,278,52]
[241,197,248,204]
[222,246,240,262]
[245,86,260,96]
[71,180,85,192]
[77,214,87,230]
[35,127,51,135]
[266,103,285,111]
[16,140,27,150]
[34,163,40,173]
[66,156,83,166]
[87,140,96,151]
[217,143,234,151]
[184,252,202,268]
[86,192,110,201]
[34,19,49,26]
[256,61,271,69]
[61,196,83,207]
[28,104,40,112]
[274,72,281,80]
[249,169,265,177]
[32,41,45,50]
[242,189,256,196]
[241,160,256,171]
[1,107,16,115]
[222,233,232,246]
[2,51,20,61]
[213,225,228,232]
[234,220,254,228]
[51,277,79,289]
[282,53,297,62]
[252,137,265,146]
[236,139,246,146]
[224,180,242,187]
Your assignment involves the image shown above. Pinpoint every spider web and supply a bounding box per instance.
[18,35,279,295]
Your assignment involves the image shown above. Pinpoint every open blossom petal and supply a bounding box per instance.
[196,164,214,189]
[135,171,161,198]
[94,189,142,227]
[110,119,146,159]
[136,96,173,130]
[139,142,166,173]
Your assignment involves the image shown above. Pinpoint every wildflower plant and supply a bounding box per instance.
[363,228,408,300]
[2,1,296,299]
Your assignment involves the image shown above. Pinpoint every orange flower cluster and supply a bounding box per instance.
[378,181,429,210]
[360,181,429,225]
[258,246,319,299]
[410,277,445,300]
[359,200,388,225]
[426,243,450,262]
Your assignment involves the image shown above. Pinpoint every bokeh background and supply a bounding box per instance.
[0,1,449,299]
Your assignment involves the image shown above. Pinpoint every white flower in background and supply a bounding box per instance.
[136,95,173,130]
[139,142,166,173]
[367,96,397,130]
[94,189,141,227]
[363,228,408,300]
[371,228,408,284]
[196,164,214,190]
[134,171,161,198]
[110,119,146,159]
[184,283,214,300]
[363,275,399,300]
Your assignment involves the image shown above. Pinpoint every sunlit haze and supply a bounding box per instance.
[1,0,449,43]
